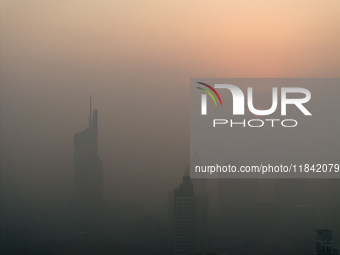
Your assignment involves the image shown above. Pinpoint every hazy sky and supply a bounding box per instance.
[1,0,339,209]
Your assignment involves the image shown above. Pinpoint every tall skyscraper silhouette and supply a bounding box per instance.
[74,99,103,229]
[217,160,258,237]
[191,153,209,248]
[169,172,199,255]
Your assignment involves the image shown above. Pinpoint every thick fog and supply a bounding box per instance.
[1,1,340,254]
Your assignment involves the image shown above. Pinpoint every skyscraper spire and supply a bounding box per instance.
[74,103,103,231]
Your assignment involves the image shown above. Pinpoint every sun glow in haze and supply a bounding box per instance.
[2,0,339,78]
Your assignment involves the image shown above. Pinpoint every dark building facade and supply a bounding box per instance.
[74,108,103,227]
[191,154,209,248]
[169,173,199,255]
[315,230,340,255]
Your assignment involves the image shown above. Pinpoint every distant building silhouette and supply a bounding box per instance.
[169,172,199,255]
[217,160,257,236]
[315,230,340,255]
[74,101,103,229]
[191,153,209,248]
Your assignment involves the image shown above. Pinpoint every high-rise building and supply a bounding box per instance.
[191,154,209,247]
[315,230,340,255]
[217,160,257,236]
[74,101,103,227]
[169,173,199,255]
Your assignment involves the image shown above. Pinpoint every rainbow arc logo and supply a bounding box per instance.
[196,82,223,106]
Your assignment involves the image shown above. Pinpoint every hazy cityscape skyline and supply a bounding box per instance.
[1,0,339,210]
[1,0,340,254]
[2,102,340,254]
